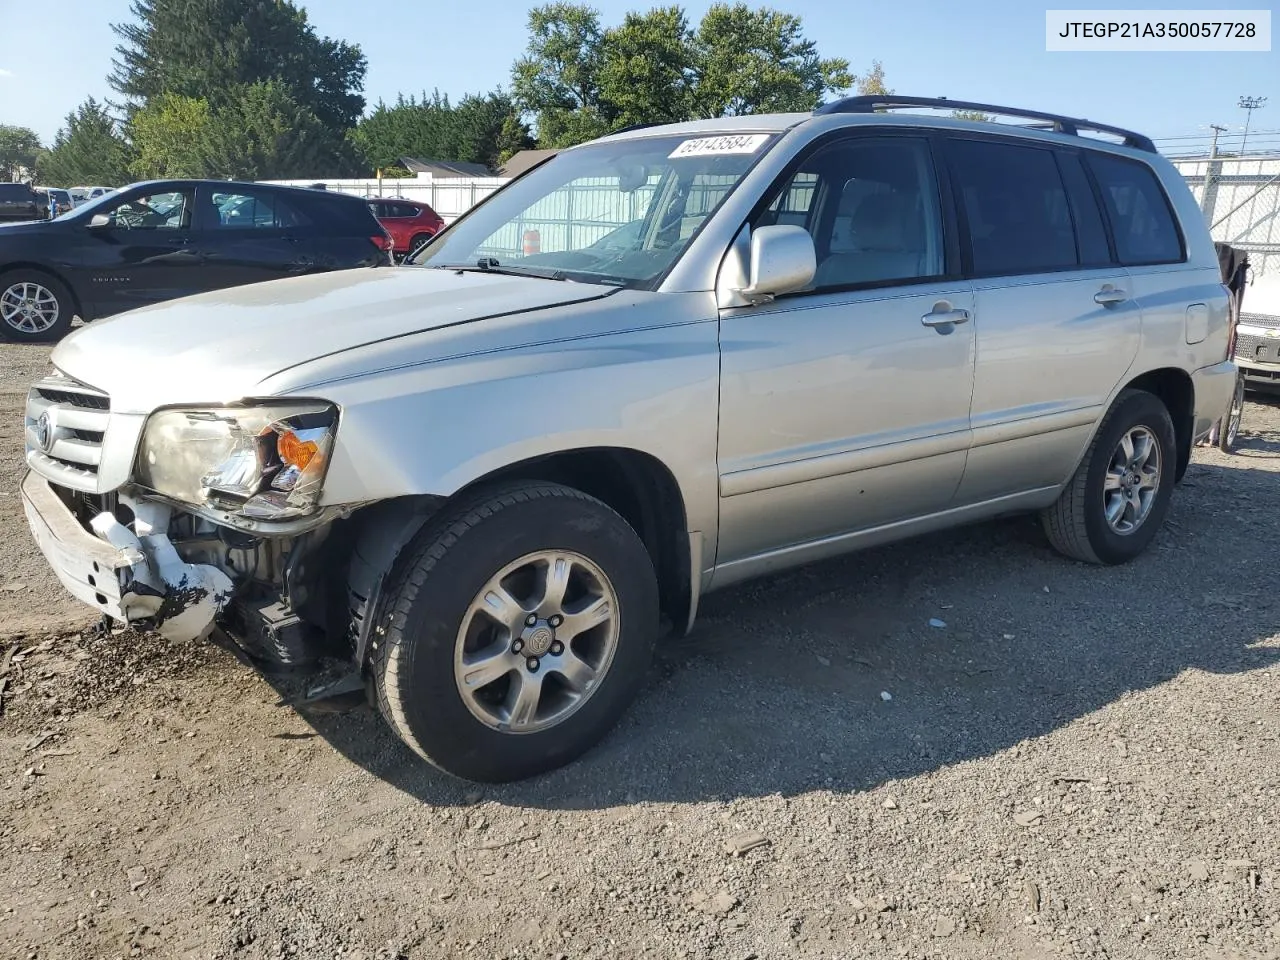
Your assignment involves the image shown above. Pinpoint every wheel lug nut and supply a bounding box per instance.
[526,658,540,672]
[550,641,564,656]
[512,639,523,653]
[525,614,538,627]
[549,615,563,627]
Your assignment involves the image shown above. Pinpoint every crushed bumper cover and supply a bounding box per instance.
[1190,360,1239,440]
[20,470,233,642]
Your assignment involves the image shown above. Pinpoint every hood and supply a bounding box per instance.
[51,267,614,413]
[0,219,55,234]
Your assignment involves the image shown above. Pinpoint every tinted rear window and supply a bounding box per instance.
[0,184,34,200]
[948,138,1077,275]
[1087,153,1185,266]
[290,191,382,234]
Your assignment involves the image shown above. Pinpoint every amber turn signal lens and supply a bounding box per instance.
[277,430,319,470]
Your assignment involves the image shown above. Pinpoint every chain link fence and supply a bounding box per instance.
[1170,154,1280,278]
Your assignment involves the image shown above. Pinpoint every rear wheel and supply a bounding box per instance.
[370,482,659,782]
[1217,372,1245,452]
[1041,389,1176,565]
[407,232,435,259]
[0,269,73,342]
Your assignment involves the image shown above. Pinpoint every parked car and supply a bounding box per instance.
[1232,271,1280,391]
[21,98,1236,782]
[69,186,116,207]
[0,178,393,341]
[0,182,43,222]
[35,186,74,217]
[368,197,444,259]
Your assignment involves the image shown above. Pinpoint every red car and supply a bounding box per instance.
[368,198,445,260]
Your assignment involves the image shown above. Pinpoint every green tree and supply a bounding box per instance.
[129,93,212,178]
[691,4,852,117]
[511,2,853,145]
[111,0,366,130]
[855,60,891,97]
[196,82,360,180]
[352,90,531,173]
[0,125,42,181]
[36,99,135,186]
[951,109,994,122]
[597,7,695,128]
[512,2,609,146]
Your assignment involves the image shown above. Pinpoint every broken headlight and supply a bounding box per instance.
[136,403,338,520]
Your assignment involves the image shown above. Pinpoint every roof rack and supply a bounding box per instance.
[813,96,1157,153]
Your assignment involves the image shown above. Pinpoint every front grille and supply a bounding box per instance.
[1234,332,1280,366]
[1240,311,1280,329]
[24,375,113,490]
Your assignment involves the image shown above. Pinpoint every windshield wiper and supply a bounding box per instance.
[428,259,626,286]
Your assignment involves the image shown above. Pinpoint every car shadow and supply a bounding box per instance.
[258,455,1280,809]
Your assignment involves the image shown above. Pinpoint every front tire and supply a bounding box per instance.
[0,269,74,342]
[370,482,659,782]
[1041,389,1176,565]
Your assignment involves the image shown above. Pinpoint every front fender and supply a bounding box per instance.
[302,313,724,552]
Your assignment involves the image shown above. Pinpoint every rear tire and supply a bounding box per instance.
[1217,373,1245,453]
[407,233,434,259]
[1041,389,1176,565]
[0,269,74,343]
[370,481,659,782]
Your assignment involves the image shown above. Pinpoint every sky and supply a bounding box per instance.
[0,0,1275,156]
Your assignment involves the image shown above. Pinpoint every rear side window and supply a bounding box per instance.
[296,193,383,234]
[390,202,420,218]
[0,184,32,200]
[948,138,1077,275]
[1087,153,1184,266]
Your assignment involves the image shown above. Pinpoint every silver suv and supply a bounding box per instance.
[21,97,1237,782]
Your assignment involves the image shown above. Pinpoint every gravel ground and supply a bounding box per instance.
[2,340,1278,960]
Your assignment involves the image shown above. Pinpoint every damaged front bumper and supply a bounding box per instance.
[20,470,234,642]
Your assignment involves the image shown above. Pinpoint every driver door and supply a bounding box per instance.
[78,187,200,317]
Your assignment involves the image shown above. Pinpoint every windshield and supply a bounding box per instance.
[59,188,123,220]
[411,132,778,288]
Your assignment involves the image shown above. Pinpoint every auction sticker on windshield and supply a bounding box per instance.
[668,134,771,158]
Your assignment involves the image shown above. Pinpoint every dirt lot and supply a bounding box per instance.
[1,340,1278,960]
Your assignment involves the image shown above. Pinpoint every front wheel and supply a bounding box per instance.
[1041,389,1176,565]
[0,269,74,342]
[1217,372,1245,453]
[370,482,659,782]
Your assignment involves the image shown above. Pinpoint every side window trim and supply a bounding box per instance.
[1051,148,1117,268]
[1071,148,1121,265]
[739,128,961,300]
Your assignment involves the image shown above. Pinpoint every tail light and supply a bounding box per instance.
[370,233,392,252]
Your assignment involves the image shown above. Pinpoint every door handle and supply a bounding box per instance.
[921,308,970,328]
[167,236,193,246]
[1093,286,1128,306]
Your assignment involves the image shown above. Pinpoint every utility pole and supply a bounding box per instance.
[1202,123,1229,222]
[1208,123,1228,159]
[1238,96,1267,155]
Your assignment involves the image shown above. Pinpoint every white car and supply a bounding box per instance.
[69,186,115,208]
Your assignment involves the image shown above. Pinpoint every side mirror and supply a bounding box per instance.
[735,225,816,303]
[88,213,111,228]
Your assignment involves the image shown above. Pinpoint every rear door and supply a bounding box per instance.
[945,135,1141,505]
[193,185,317,291]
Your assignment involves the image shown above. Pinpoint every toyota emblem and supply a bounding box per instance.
[34,412,53,452]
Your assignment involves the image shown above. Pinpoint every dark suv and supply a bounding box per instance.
[0,183,43,223]
[0,179,394,342]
